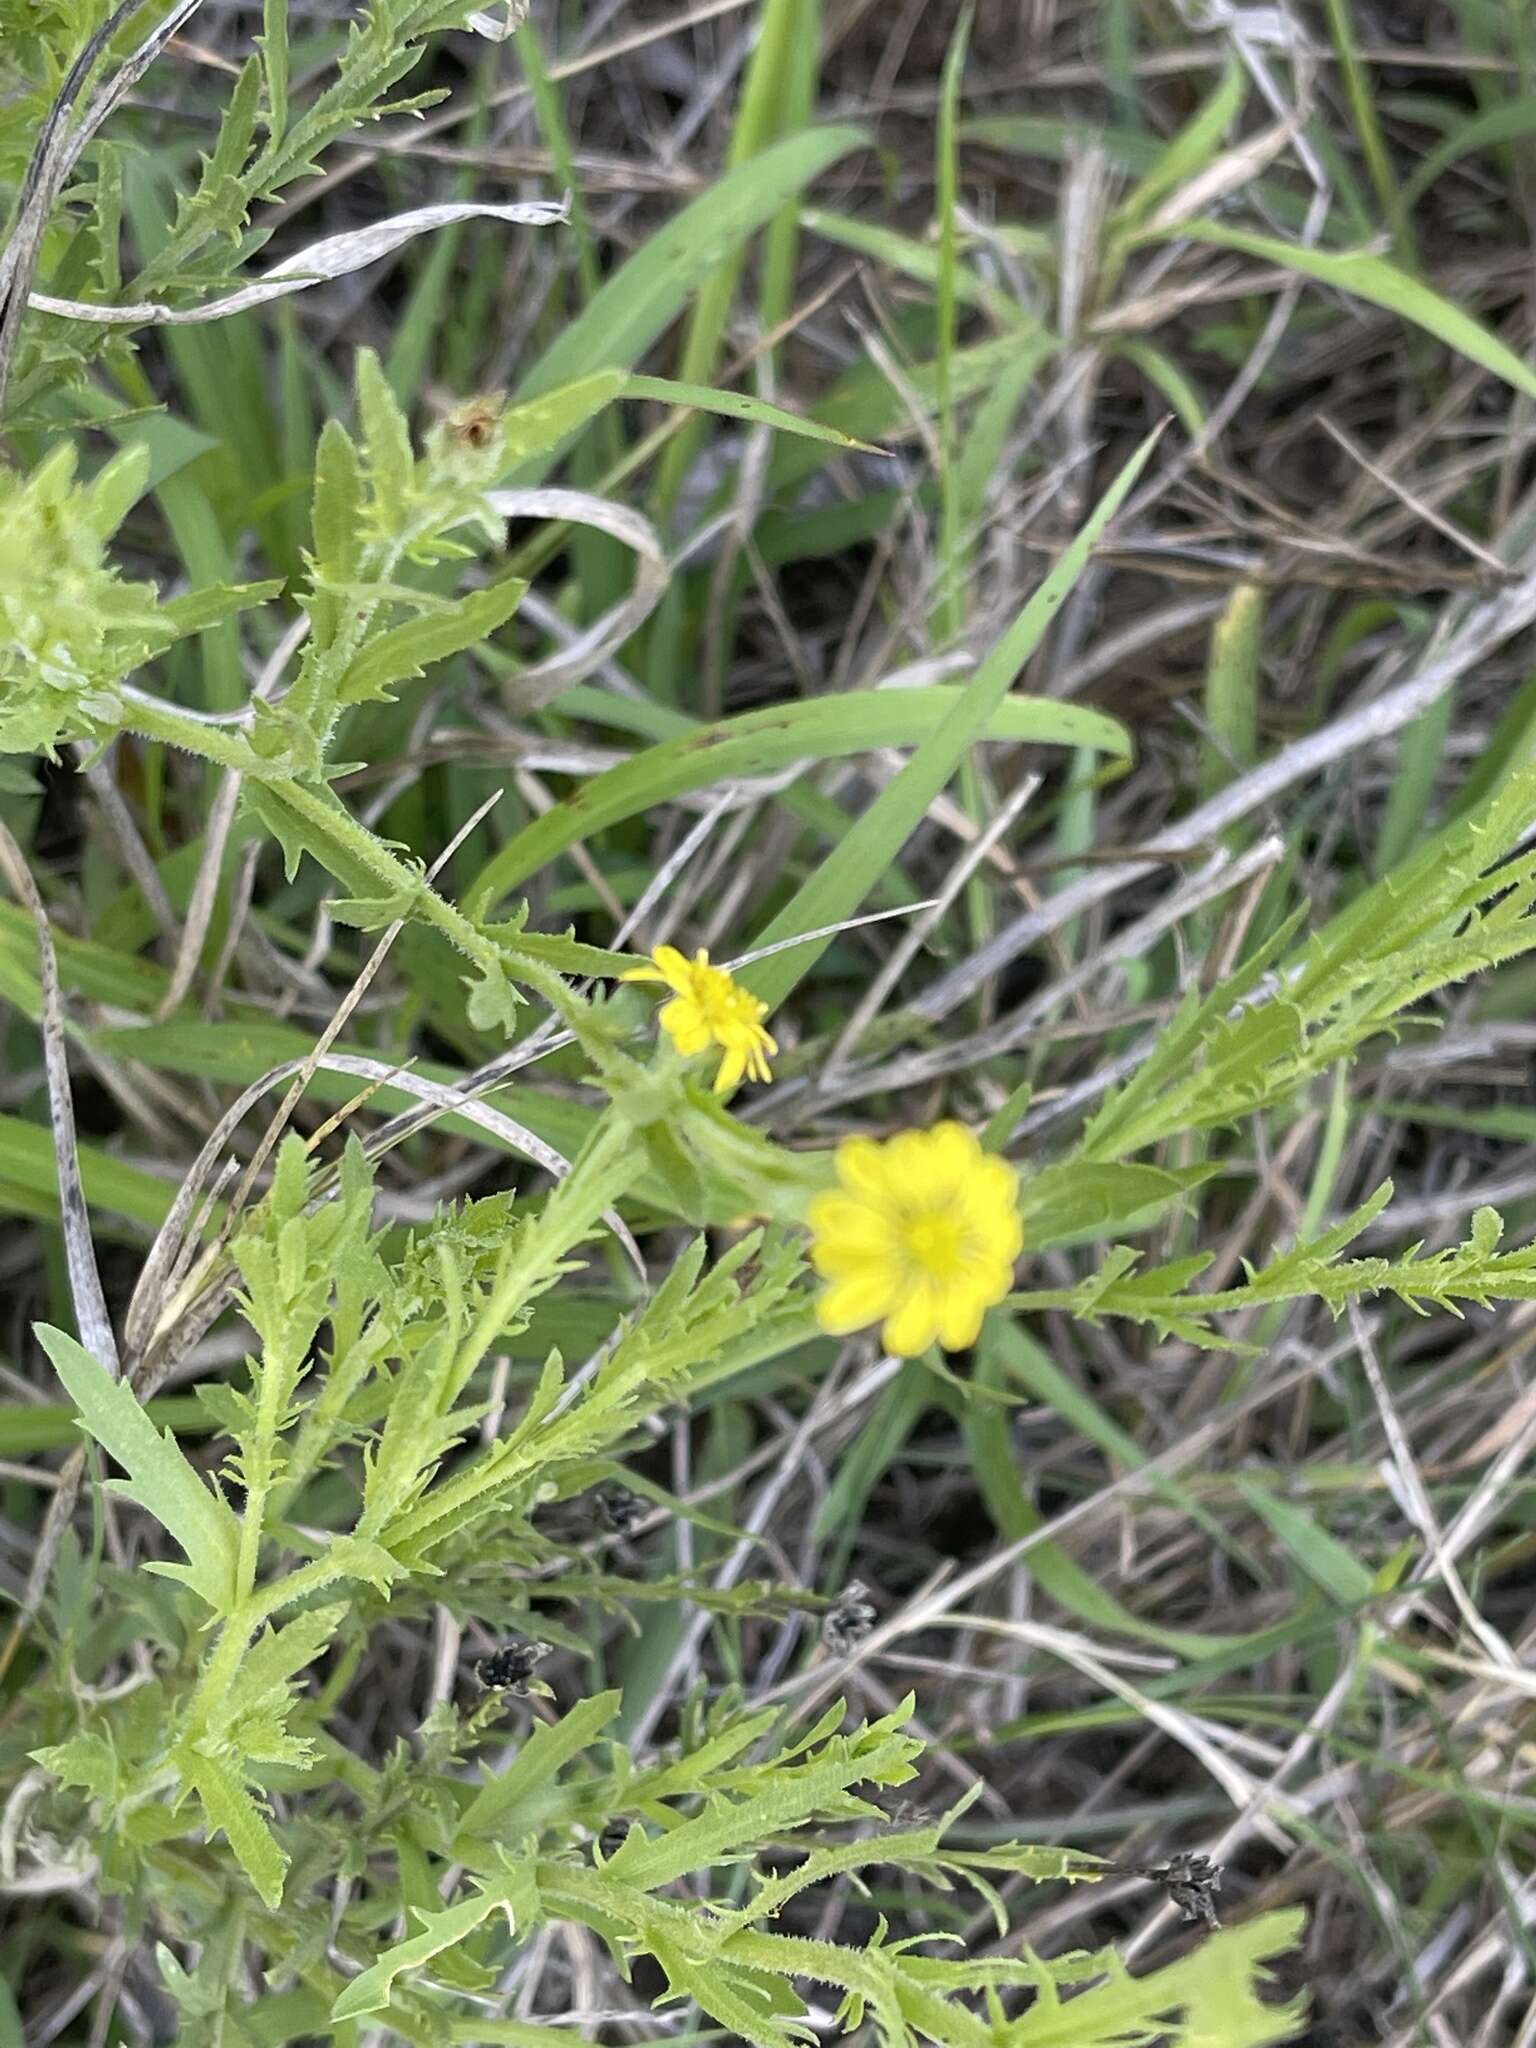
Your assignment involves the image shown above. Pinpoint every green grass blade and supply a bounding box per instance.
[624,374,879,451]
[1321,0,1415,259]
[1138,220,1536,400]
[1113,57,1244,230]
[647,0,818,511]
[464,687,1130,920]
[1200,581,1263,808]
[1112,338,1206,434]
[933,7,972,647]
[0,1112,184,1230]
[518,18,602,307]
[1399,88,1536,210]
[1235,1474,1374,1607]
[800,207,1023,323]
[1376,687,1455,874]
[971,1326,1250,1656]
[509,124,868,475]
[738,426,1162,1010]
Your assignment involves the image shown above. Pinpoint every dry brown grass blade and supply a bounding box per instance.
[28,199,567,327]
[0,0,204,415]
[0,821,117,1374]
[0,819,126,1687]
[801,832,1285,1114]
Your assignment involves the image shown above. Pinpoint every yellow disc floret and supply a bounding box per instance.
[808,1122,1022,1357]
[621,945,778,1093]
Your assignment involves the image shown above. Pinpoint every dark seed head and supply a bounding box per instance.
[597,1819,630,1858]
[475,1637,553,1694]
[596,1484,648,1536]
[1149,1852,1223,1928]
[822,1580,878,1656]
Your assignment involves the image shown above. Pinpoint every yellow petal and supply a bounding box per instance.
[651,945,695,995]
[835,1136,900,1206]
[738,1040,771,1085]
[923,1121,982,1199]
[885,1129,938,1191]
[882,1283,940,1358]
[619,964,667,984]
[659,997,711,1055]
[807,1195,895,1266]
[713,1044,747,1093]
[817,1266,899,1335]
[936,1289,987,1352]
[956,1161,1022,1253]
[978,1215,1025,1268]
[962,1154,1019,1209]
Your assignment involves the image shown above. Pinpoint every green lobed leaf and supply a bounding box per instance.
[331,1878,532,2022]
[457,1690,622,1841]
[181,1751,288,1910]
[335,576,528,704]
[36,1326,240,1614]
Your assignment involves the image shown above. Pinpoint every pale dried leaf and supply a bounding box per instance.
[28,199,567,328]
[484,488,668,704]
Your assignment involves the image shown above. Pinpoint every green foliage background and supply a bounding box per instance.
[4,2,1536,2042]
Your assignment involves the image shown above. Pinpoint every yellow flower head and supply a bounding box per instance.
[621,945,777,1093]
[808,1122,1022,1357]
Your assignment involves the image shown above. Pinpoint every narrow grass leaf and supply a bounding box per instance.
[739,427,1162,1009]
[972,1326,1247,1656]
[1114,57,1244,228]
[1401,92,1536,211]
[512,125,868,410]
[625,374,880,451]
[0,1112,183,1229]
[1138,221,1536,400]
[1235,1475,1374,1607]
[800,207,1024,324]
[465,688,1128,919]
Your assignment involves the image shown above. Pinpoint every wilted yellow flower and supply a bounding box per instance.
[621,945,777,1092]
[808,1123,1022,1357]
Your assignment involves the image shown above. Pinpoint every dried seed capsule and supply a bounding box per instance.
[596,1484,648,1536]
[1150,1852,1223,1928]
[822,1580,878,1656]
[476,1636,552,1694]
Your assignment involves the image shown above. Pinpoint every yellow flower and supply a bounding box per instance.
[621,944,778,1093]
[808,1123,1022,1357]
